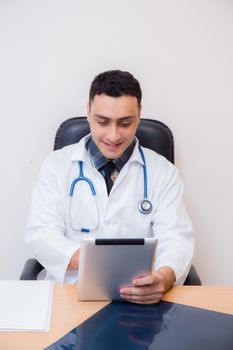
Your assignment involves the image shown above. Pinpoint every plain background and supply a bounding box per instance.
[0,0,232,284]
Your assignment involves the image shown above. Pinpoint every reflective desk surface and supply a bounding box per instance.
[1,285,233,350]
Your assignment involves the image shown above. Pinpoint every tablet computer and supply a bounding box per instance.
[78,237,157,301]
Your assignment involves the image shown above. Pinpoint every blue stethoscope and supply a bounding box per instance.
[69,145,153,231]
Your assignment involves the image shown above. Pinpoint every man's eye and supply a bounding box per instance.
[97,121,108,125]
[119,121,131,127]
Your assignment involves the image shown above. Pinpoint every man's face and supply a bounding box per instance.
[87,94,141,159]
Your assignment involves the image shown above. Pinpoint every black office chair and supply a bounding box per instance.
[20,117,201,285]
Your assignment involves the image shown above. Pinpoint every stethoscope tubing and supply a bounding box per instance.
[69,145,153,232]
[69,160,96,196]
[138,145,148,199]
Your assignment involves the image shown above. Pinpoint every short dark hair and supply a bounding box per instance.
[89,70,142,108]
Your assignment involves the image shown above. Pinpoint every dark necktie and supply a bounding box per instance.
[102,161,116,195]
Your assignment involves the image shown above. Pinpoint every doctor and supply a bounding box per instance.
[26,70,194,304]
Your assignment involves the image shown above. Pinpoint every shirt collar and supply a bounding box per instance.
[70,135,91,163]
[70,134,144,167]
[86,136,137,172]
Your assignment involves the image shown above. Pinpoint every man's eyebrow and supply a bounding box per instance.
[94,114,135,120]
[94,114,109,119]
[118,116,135,121]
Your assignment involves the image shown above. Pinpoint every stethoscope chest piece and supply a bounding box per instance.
[138,199,153,214]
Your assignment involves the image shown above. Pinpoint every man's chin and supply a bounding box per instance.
[102,151,121,160]
[100,143,125,159]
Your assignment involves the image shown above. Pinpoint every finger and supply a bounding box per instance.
[120,282,164,297]
[132,274,154,286]
[120,291,163,304]
[127,297,161,304]
[133,272,163,287]
[120,285,155,297]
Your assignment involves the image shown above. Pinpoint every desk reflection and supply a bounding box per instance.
[46,301,172,350]
[45,300,233,350]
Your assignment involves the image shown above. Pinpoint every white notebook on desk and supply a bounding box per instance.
[0,280,53,331]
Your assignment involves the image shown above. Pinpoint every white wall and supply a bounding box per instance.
[0,0,232,284]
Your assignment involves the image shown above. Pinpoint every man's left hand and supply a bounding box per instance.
[119,267,175,304]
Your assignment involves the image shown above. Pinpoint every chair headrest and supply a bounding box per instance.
[54,117,174,164]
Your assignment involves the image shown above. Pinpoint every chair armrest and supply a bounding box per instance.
[20,259,44,280]
[183,265,202,285]
[20,261,201,284]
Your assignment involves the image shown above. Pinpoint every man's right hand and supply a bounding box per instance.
[67,249,80,270]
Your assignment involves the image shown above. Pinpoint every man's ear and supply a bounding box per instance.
[86,102,90,123]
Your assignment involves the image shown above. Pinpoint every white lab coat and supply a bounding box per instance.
[26,136,194,284]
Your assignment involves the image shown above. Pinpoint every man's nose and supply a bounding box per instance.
[107,125,121,142]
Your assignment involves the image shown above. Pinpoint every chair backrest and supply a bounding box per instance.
[54,117,174,164]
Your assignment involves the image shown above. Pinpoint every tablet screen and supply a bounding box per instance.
[78,237,157,301]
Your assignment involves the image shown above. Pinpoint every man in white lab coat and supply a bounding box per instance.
[26,70,194,304]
